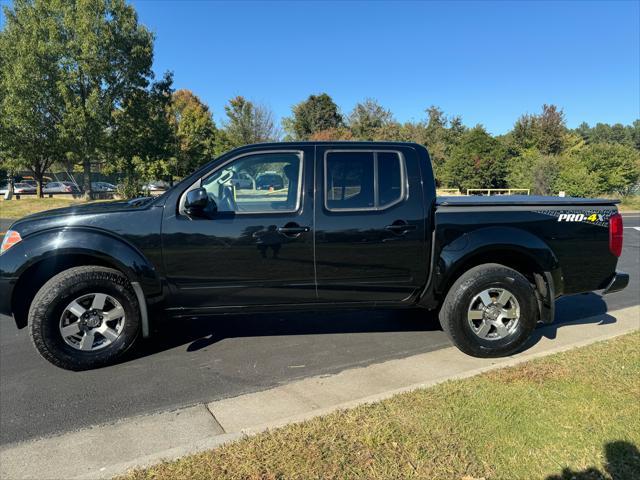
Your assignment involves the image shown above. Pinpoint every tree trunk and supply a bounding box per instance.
[36,175,44,198]
[34,166,44,198]
[83,158,93,200]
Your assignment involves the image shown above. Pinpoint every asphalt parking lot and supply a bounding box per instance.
[1,214,638,446]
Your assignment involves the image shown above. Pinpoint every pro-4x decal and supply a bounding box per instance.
[535,209,616,227]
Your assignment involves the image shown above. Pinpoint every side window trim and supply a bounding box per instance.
[323,149,407,212]
[179,149,304,216]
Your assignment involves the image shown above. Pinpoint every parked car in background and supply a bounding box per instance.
[256,171,284,190]
[43,181,82,194]
[12,183,37,194]
[231,171,254,190]
[91,182,116,192]
[143,180,169,192]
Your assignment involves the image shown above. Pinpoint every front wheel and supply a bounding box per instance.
[439,263,538,358]
[28,266,140,370]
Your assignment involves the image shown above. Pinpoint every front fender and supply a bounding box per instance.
[1,227,162,314]
[0,226,163,337]
[433,226,562,296]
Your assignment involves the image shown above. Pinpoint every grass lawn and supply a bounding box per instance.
[120,332,640,480]
[0,197,99,220]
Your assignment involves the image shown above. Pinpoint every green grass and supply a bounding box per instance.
[119,331,640,480]
[0,197,98,220]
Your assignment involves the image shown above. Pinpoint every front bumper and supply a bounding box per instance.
[602,271,629,295]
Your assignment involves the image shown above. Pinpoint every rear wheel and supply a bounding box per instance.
[28,266,140,370]
[439,263,538,357]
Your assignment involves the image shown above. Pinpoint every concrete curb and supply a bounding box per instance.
[1,305,638,480]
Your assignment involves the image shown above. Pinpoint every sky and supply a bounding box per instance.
[2,0,639,134]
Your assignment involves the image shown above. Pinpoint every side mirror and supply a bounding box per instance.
[185,187,215,217]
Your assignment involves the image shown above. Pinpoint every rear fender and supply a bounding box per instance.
[421,226,562,316]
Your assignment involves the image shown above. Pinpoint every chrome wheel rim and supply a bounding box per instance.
[467,288,520,341]
[59,293,125,351]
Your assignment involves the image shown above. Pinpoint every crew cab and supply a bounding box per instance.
[0,142,629,370]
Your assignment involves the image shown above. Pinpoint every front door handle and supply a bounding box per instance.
[278,222,310,237]
[385,220,416,235]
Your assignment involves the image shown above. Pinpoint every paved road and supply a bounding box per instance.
[1,214,639,446]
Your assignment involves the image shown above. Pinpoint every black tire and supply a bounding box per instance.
[439,263,538,358]
[28,266,140,370]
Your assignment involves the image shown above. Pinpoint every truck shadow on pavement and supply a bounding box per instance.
[127,293,616,363]
[132,307,445,359]
[523,292,616,351]
[546,441,640,480]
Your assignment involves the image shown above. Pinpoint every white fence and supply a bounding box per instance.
[466,188,530,196]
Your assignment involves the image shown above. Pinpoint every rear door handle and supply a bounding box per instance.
[385,221,416,234]
[278,223,310,236]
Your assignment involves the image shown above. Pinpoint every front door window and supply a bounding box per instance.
[202,152,302,213]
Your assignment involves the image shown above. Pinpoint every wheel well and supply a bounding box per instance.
[11,255,124,329]
[440,249,543,298]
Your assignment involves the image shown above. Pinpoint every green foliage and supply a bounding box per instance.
[441,126,508,191]
[422,107,466,184]
[506,150,560,195]
[575,121,638,149]
[108,73,175,197]
[222,96,279,148]
[0,0,67,196]
[56,0,155,196]
[348,98,394,140]
[284,93,343,140]
[0,0,157,198]
[566,143,640,196]
[512,104,567,156]
[168,89,218,177]
[554,156,602,197]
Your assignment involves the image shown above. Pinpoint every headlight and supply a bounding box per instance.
[0,230,22,254]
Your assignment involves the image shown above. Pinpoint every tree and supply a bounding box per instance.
[50,0,153,196]
[109,73,175,198]
[348,98,394,140]
[168,89,217,178]
[555,156,601,197]
[512,104,567,155]
[574,121,636,148]
[0,0,66,196]
[632,120,640,150]
[422,106,466,183]
[284,93,343,140]
[441,125,508,191]
[506,151,560,195]
[571,143,640,196]
[222,96,279,148]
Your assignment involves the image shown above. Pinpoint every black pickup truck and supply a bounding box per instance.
[0,142,629,370]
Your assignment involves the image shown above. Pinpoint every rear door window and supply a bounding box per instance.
[324,150,405,211]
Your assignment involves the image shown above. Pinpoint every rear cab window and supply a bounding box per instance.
[324,150,406,211]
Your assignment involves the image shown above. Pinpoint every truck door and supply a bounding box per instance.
[314,145,428,303]
[161,146,317,310]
